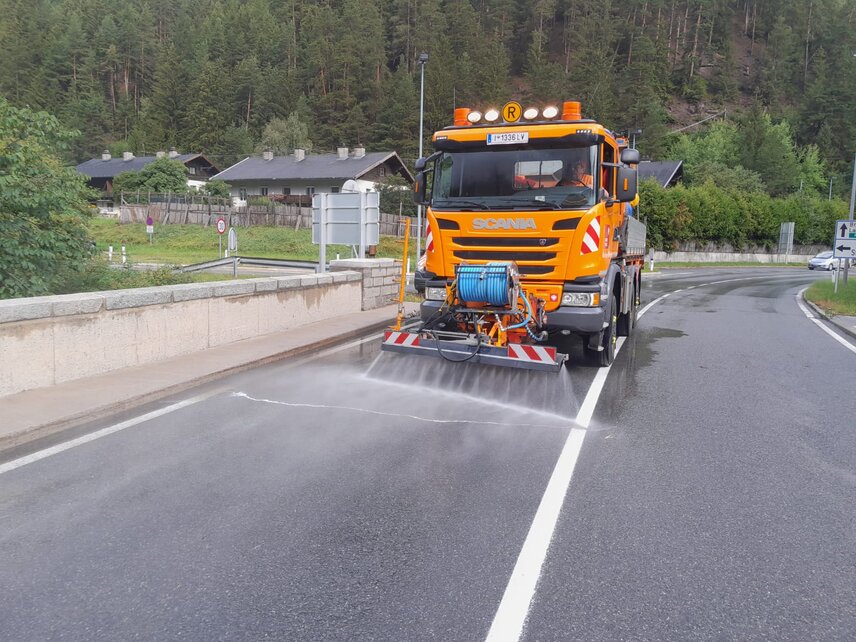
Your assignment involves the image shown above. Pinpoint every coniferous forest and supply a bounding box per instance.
[2,0,856,195]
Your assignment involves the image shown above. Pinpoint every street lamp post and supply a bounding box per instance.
[845,152,856,285]
[417,52,429,259]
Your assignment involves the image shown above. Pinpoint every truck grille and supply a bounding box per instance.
[452,237,559,247]
[452,250,557,261]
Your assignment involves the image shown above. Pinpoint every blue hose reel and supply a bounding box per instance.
[456,262,519,306]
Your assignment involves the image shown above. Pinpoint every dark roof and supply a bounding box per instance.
[76,153,218,179]
[212,151,414,184]
[637,160,683,187]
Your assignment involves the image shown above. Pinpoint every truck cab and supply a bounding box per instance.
[414,100,645,366]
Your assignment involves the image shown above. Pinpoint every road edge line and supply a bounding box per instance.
[0,395,210,476]
[796,288,856,354]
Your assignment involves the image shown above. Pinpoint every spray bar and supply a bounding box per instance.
[381,331,566,373]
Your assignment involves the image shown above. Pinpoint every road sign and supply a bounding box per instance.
[833,220,856,259]
[146,216,154,236]
[216,217,226,235]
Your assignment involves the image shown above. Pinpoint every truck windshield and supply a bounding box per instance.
[431,145,598,211]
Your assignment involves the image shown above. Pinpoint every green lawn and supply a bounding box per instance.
[88,218,417,266]
[805,279,856,316]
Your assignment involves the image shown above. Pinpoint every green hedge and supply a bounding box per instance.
[639,179,847,250]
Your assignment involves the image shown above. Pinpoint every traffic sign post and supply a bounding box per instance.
[216,217,226,257]
[833,219,856,293]
[228,227,238,276]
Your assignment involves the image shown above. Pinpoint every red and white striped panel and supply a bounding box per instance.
[507,343,558,364]
[383,331,420,347]
[418,221,434,270]
[580,216,601,255]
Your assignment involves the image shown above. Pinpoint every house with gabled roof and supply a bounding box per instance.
[76,148,220,194]
[212,147,414,205]
[637,160,684,187]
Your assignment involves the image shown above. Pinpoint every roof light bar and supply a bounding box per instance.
[542,105,559,119]
[467,111,483,123]
[523,107,539,120]
[484,109,500,123]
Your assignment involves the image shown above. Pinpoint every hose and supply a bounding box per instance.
[457,263,512,306]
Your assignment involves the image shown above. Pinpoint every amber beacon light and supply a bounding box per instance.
[562,100,582,120]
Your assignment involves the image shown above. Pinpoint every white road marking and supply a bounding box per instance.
[233,392,568,428]
[485,273,801,642]
[0,395,210,476]
[485,295,667,642]
[796,288,856,355]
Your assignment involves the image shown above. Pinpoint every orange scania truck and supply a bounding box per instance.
[381,100,645,371]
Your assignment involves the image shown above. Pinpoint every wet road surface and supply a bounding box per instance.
[1,268,853,641]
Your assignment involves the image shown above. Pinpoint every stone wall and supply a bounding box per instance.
[330,258,402,310]
[0,273,361,397]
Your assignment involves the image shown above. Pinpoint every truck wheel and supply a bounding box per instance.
[617,284,638,337]
[585,294,617,367]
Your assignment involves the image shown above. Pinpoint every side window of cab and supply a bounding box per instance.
[601,144,616,200]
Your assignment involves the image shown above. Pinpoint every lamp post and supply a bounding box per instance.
[417,52,429,259]
[845,152,856,285]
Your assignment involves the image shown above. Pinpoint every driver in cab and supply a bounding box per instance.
[558,159,593,188]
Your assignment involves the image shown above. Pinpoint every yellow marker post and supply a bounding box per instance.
[391,217,411,331]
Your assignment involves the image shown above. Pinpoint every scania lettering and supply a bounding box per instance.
[472,218,537,231]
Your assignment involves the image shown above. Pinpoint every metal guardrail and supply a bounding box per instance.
[177,256,323,274]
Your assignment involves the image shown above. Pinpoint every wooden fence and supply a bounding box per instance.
[118,193,417,237]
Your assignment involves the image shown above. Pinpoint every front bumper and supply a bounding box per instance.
[419,300,607,334]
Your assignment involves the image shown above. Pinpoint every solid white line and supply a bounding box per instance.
[485,275,768,641]
[0,395,210,476]
[795,288,856,355]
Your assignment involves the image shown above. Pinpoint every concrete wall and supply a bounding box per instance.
[330,258,401,310]
[0,272,362,398]
[652,251,813,263]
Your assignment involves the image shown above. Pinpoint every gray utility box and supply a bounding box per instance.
[621,216,647,256]
[312,191,380,246]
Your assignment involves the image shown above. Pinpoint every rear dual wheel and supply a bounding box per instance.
[617,283,638,337]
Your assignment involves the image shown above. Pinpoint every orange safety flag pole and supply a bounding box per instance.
[391,216,411,331]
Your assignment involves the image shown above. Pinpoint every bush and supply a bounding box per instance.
[0,99,95,299]
[640,178,848,250]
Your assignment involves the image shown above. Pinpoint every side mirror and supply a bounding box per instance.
[413,171,428,205]
[414,157,427,172]
[615,166,638,202]
[620,148,640,165]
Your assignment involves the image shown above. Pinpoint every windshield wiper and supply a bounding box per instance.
[432,199,490,211]
[492,198,560,210]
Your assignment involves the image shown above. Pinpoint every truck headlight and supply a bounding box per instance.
[561,292,599,306]
[425,286,447,301]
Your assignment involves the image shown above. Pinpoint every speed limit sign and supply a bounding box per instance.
[216,217,226,234]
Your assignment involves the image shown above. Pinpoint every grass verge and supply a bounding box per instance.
[88,218,417,266]
[804,279,856,316]
[53,260,245,295]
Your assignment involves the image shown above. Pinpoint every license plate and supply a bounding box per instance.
[487,132,529,145]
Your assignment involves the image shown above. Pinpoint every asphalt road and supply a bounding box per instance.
[0,268,853,641]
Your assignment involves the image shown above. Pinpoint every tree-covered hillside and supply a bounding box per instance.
[2,0,855,186]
